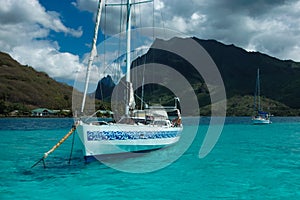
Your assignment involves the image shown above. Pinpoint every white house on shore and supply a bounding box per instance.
[31,108,58,117]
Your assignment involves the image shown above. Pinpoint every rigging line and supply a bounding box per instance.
[159,3,166,39]
[102,0,153,105]
[106,0,153,7]
[254,69,257,111]
[132,0,136,26]
[68,130,75,164]
[136,0,144,97]
[116,0,123,83]
[258,68,261,111]
[140,54,146,109]
[99,0,108,102]
[139,0,142,28]
[132,1,136,96]
[152,0,155,39]
[134,91,147,106]
[116,0,124,103]
[146,0,155,97]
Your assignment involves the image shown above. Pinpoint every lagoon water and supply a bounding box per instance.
[1,117,300,199]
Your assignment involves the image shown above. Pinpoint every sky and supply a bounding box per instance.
[0,0,300,86]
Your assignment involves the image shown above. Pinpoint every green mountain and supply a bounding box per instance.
[97,37,300,116]
[193,37,300,107]
[2,35,300,117]
[0,52,73,115]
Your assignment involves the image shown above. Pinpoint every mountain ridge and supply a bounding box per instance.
[0,52,73,116]
[1,35,300,116]
[95,37,300,115]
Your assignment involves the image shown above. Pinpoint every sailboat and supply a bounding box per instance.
[252,68,271,124]
[76,0,183,160]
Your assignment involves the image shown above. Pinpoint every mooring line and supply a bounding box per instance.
[68,129,76,165]
[31,123,78,169]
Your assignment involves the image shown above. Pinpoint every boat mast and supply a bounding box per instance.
[123,0,152,115]
[125,0,132,116]
[254,68,261,112]
[88,0,152,116]
[81,0,104,113]
[257,68,261,111]
[125,0,131,84]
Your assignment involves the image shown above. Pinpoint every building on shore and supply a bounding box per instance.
[31,108,58,117]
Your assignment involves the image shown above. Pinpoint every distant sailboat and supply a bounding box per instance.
[252,68,271,124]
[76,0,183,160]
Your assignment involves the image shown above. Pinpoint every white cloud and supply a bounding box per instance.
[1,0,299,90]
[156,0,300,61]
[239,1,300,61]
[154,0,164,10]
[73,0,98,12]
[0,0,83,81]
[11,41,83,79]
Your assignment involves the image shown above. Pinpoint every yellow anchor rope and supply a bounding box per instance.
[31,123,78,168]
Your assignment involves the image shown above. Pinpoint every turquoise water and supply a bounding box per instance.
[1,117,300,199]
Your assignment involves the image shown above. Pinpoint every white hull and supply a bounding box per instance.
[76,121,182,157]
[252,117,271,124]
[252,69,271,125]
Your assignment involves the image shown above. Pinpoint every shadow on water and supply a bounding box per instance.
[20,154,123,181]
[19,156,87,181]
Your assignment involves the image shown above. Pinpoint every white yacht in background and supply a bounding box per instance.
[252,68,271,124]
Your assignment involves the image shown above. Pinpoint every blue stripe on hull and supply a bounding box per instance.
[87,130,179,141]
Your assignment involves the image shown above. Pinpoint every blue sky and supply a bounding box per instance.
[0,0,300,87]
[39,0,95,57]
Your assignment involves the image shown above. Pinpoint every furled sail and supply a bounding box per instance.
[128,82,136,110]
